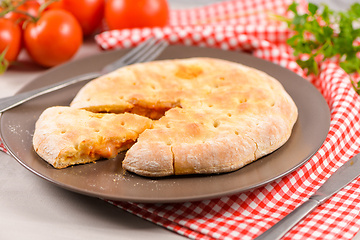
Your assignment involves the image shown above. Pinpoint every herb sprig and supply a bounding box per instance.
[0,47,9,75]
[280,2,360,94]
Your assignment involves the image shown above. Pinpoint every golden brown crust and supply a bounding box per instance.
[33,106,152,169]
[123,140,174,177]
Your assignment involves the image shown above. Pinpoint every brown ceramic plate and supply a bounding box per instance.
[0,46,330,203]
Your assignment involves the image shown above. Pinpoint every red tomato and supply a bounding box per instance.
[4,1,40,27]
[24,9,83,67]
[0,18,22,62]
[1,1,22,22]
[2,9,23,24]
[21,1,40,18]
[104,0,169,30]
[62,0,105,36]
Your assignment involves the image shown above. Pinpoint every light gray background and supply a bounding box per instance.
[1,1,359,240]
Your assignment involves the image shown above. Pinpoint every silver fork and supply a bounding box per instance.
[0,37,168,113]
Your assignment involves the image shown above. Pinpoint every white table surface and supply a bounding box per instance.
[1,1,360,239]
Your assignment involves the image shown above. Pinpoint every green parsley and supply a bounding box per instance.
[279,2,360,94]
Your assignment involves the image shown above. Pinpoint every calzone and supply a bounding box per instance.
[34,57,298,177]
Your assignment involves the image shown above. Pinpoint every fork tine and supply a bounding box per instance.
[100,37,160,74]
[132,40,168,64]
[124,39,166,65]
[119,37,156,62]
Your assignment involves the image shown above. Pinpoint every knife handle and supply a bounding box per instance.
[254,199,320,240]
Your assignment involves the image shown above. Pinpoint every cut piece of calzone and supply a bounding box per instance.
[33,106,152,169]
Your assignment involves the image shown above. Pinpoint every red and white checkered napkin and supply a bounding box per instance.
[94,0,360,239]
[95,0,360,239]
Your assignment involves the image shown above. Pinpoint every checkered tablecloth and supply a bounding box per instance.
[3,0,360,239]
[93,0,360,239]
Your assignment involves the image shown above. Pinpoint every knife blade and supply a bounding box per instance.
[255,153,360,240]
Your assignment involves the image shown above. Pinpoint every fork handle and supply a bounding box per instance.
[0,72,100,113]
